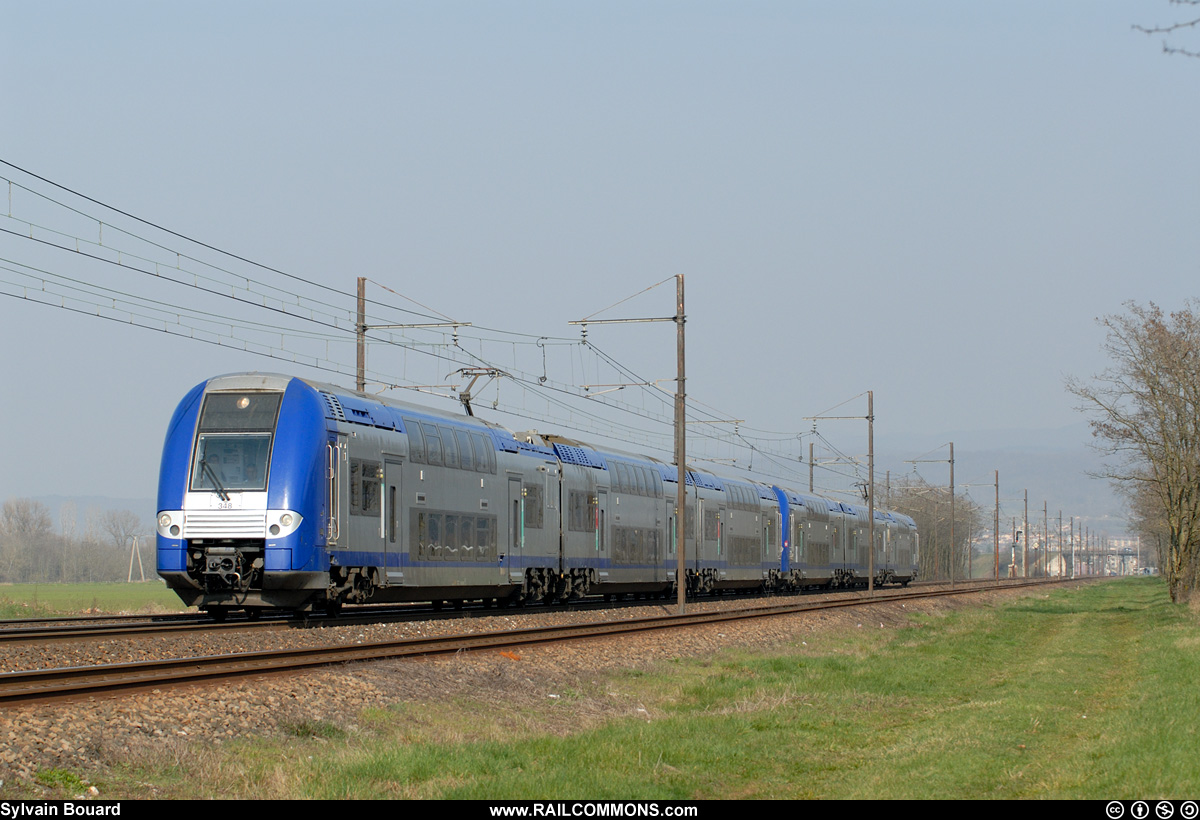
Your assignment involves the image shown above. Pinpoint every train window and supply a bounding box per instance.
[349,460,362,514]
[568,490,597,532]
[472,434,492,473]
[190,433,271,493]
[359,460,381,516]
[421,423,443,466]
[428,513,442,555]
[476,517,491,559]
[633,466,647,497]
[456,430,474,471]
[197,392,281,432]
[704,510,719,543]
[445,515,459,559]
[440,425,460,469]
[403,418,426,464]
[412,511,427,559]
[389,486,397,542]
[524,483,544,529]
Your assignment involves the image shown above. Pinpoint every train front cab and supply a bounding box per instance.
[156,374,329,615]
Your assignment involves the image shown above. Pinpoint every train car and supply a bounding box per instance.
[157,372,920,616]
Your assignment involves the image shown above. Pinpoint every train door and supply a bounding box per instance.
[761,518,770,573]
[383,457,403,584]
[326,436,342,546]
[508,476,524,584]
[597,489,608,571]
[718,504,726,578]
[330,434,350,550]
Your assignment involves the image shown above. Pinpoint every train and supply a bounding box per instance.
[156,373,919,617]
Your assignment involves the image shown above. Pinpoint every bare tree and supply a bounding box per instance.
[1135,0,1200,58]
[0,499,53,582]
[1067,301,1200,602]
[887,476,983,581]
[99,509,144,550]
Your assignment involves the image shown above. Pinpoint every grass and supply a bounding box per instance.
[16,577,1200,799]
[0,581,188,617]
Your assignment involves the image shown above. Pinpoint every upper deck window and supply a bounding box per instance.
[198,393,282,432]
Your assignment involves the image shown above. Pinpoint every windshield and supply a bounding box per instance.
[190,433,272,493]
[189,391,281,494]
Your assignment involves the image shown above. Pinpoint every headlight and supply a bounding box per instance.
[157,511,183,539]
[266,510,303,538]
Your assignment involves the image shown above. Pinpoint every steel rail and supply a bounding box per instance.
[0,577,1041,643]
[0,577,1085,706]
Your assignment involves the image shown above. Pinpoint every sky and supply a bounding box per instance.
[1,1,1197,530]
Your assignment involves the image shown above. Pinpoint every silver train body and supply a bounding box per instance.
[156,373,918,615]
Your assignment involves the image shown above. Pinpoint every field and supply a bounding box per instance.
[0,581,187,618]
[4,577,1196,799]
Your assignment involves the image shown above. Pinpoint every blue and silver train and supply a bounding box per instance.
[156,373,919,616]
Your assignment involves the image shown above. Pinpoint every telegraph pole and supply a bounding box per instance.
[1023,489,1029,579]
[994,470,1000,582]
[805,393,876,594]
[569,276,686,613]
[949,442,955,587]
[357,277,366,392]
[809,442,814,493]
[354,276,470,394]
[675,275,686,614]
[868,391,875,595]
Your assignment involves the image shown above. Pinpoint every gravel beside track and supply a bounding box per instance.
[0,582,1061,791]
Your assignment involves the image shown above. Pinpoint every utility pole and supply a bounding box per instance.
[994,470,1000,582]
[1043,500,1048,579]
[357,277,366,392]
[354,276,470,395]
[868,390,875,595]
[1023,489,1029,579]
[949,442,955,587]
[1071,517,1076,579]
[674,275,686,614]
[127,536,145,583]
[904,442,953,584]
[809,442,814,493]
[570,276,686,613]
[805,392,876,594]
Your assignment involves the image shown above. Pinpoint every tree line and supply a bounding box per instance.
[884,477,986,582]
[1068,301,1200,603]
[0,498,148,584]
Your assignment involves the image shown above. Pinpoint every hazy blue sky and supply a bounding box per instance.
[1,1,1196,521]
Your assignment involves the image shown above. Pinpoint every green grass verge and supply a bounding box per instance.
[0,581,187,617]
[23,577,1200,799]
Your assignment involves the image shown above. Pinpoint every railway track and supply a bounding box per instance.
[0,577,1086,706]
[0,577,1050,644]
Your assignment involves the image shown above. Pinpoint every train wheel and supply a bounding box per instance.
[208,608,229,622]
[245,608,262,621]
[324,601,343,618]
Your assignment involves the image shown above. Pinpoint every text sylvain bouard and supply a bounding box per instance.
[1,805,120,817]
